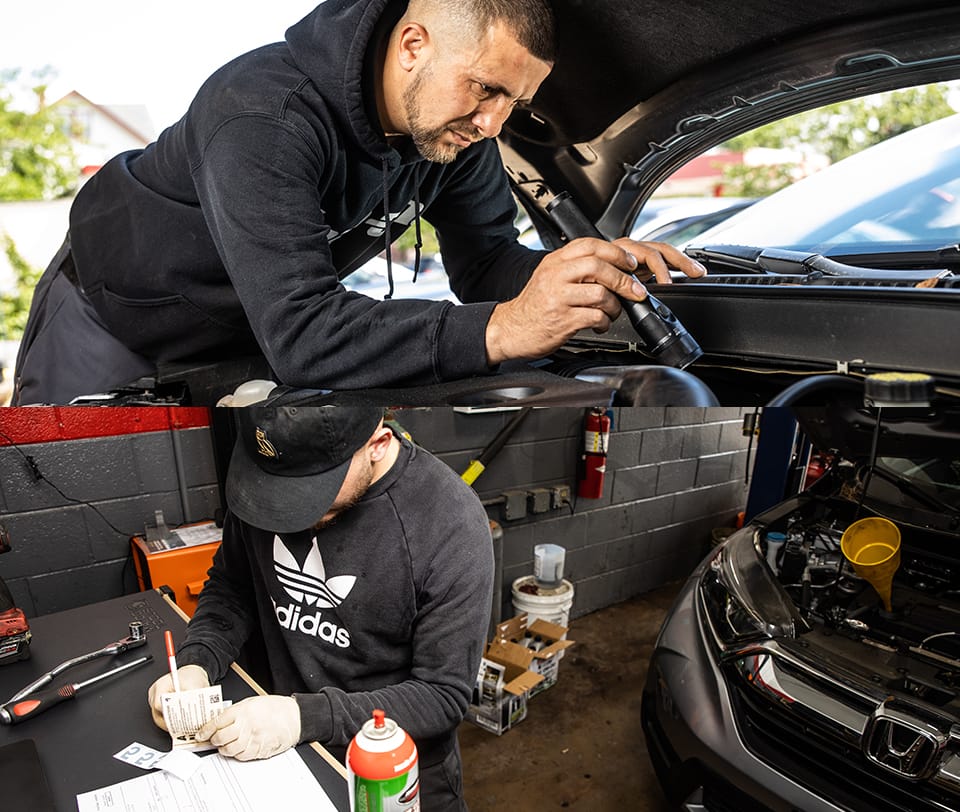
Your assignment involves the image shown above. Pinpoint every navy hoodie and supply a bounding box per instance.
[68,0,545,389]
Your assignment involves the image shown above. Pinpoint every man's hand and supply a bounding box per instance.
[195,695,301,761]
[147,664,210,730]
[485,237,706,365]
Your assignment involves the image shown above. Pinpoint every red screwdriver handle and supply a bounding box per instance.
[0,683,77,725]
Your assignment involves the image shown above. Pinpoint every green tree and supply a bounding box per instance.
[1,234,41,340]
[1,68,76,340]
[721,84,957,196]
[0,67,78,201]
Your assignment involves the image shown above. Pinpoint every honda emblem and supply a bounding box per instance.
[864,714,942,780]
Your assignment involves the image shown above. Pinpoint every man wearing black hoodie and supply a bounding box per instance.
[14,0,705,404]
[148,406,494,810]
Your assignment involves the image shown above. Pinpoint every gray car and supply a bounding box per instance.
[642,402,960,810]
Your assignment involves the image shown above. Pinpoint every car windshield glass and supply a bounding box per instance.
[872,455,960,512]
[692,114,960,254]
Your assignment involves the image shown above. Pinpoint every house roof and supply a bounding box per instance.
[53,90,156,144]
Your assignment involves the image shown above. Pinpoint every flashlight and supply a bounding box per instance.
[546,192,703,369]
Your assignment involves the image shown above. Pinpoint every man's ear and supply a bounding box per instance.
[396,22,430,72]
[368,425,394,462]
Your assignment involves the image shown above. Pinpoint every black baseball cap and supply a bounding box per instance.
[226,406,384,532]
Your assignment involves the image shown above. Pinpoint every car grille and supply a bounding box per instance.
[726,668,958,812]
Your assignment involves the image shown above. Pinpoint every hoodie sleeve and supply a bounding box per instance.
[192,114,498,389]
[176,515,258,682]
[292,480,494,748]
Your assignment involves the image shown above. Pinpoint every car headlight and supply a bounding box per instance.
[699,528,804,652]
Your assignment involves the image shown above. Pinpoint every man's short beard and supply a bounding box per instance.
[402,63,477,164]
[312,463,374,530]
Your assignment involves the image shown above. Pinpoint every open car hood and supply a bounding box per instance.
[499,0,960,237]
[492,0,960,405]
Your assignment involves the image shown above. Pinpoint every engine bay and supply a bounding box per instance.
[760,489,960,710]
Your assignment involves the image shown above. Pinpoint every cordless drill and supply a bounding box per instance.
[546,192,703,369]
[0,531,31,664]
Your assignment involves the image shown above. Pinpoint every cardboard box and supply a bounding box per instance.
[493,614,575,697]
[466,640,544,735]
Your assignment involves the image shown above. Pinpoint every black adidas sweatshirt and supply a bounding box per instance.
[177,435,494,764]
[68,0,545,388]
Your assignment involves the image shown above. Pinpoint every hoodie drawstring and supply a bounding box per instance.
[380,158,424,298]
[412,164,423,283]
[381,157,395,300]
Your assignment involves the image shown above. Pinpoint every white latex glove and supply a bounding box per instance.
[195,695,301,761]
[147,664,210,730]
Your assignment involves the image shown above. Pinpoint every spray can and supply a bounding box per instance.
[347,709,420,812]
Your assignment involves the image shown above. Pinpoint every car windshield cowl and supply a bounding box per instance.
[685,245,960,285]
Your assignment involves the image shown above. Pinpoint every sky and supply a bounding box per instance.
[2,0,322,133]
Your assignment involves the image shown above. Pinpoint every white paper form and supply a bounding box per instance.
[168,523,222,547]
[76,749,340,812]
[161,685,227,750]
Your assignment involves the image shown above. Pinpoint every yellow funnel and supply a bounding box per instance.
[841,517,901,612]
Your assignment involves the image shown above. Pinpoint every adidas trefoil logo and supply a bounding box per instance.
[274,536,356,607]
[273,536,355,648]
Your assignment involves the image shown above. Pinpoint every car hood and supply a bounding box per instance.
[498,0,960,236]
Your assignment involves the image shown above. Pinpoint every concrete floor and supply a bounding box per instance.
[459,579,683,811]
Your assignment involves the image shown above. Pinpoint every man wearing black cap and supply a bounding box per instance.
[147,406,493,810]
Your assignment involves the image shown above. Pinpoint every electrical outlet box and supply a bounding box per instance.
[503,490,528,521]
[550,485,571,510]
[528,488,552,514]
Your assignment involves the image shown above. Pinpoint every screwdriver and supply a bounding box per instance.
[0,654,153,725]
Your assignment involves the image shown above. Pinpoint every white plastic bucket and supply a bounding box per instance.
[511,576,575,627]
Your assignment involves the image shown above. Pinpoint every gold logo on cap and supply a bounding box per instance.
[255,427,279,459]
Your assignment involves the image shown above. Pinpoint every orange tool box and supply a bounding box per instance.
[131,522,222,616]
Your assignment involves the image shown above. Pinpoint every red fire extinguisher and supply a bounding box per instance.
[803,452,830,489]
[578,408,611,499]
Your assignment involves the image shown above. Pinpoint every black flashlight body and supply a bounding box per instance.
[545,192,703,369]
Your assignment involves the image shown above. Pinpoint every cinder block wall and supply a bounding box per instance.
[0,412,221,617]
[392,407,753,622]
[1,407,753,622]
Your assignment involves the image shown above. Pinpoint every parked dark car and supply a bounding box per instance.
[519,196,757,250]
[642,402,960,811]
[632,197,757,247]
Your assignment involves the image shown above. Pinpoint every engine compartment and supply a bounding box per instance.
[759,489,960,709]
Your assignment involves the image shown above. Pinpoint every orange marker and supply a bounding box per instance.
[164,630,181,693]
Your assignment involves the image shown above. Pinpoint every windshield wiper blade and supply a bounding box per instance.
[832,244,960,271]
[686,245,959,284]
[867,464,960,522]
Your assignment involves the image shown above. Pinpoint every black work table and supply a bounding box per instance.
[0,589,348,812]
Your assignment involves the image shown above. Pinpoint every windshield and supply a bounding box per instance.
[872,455,960,512]
[690,114,960,255]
